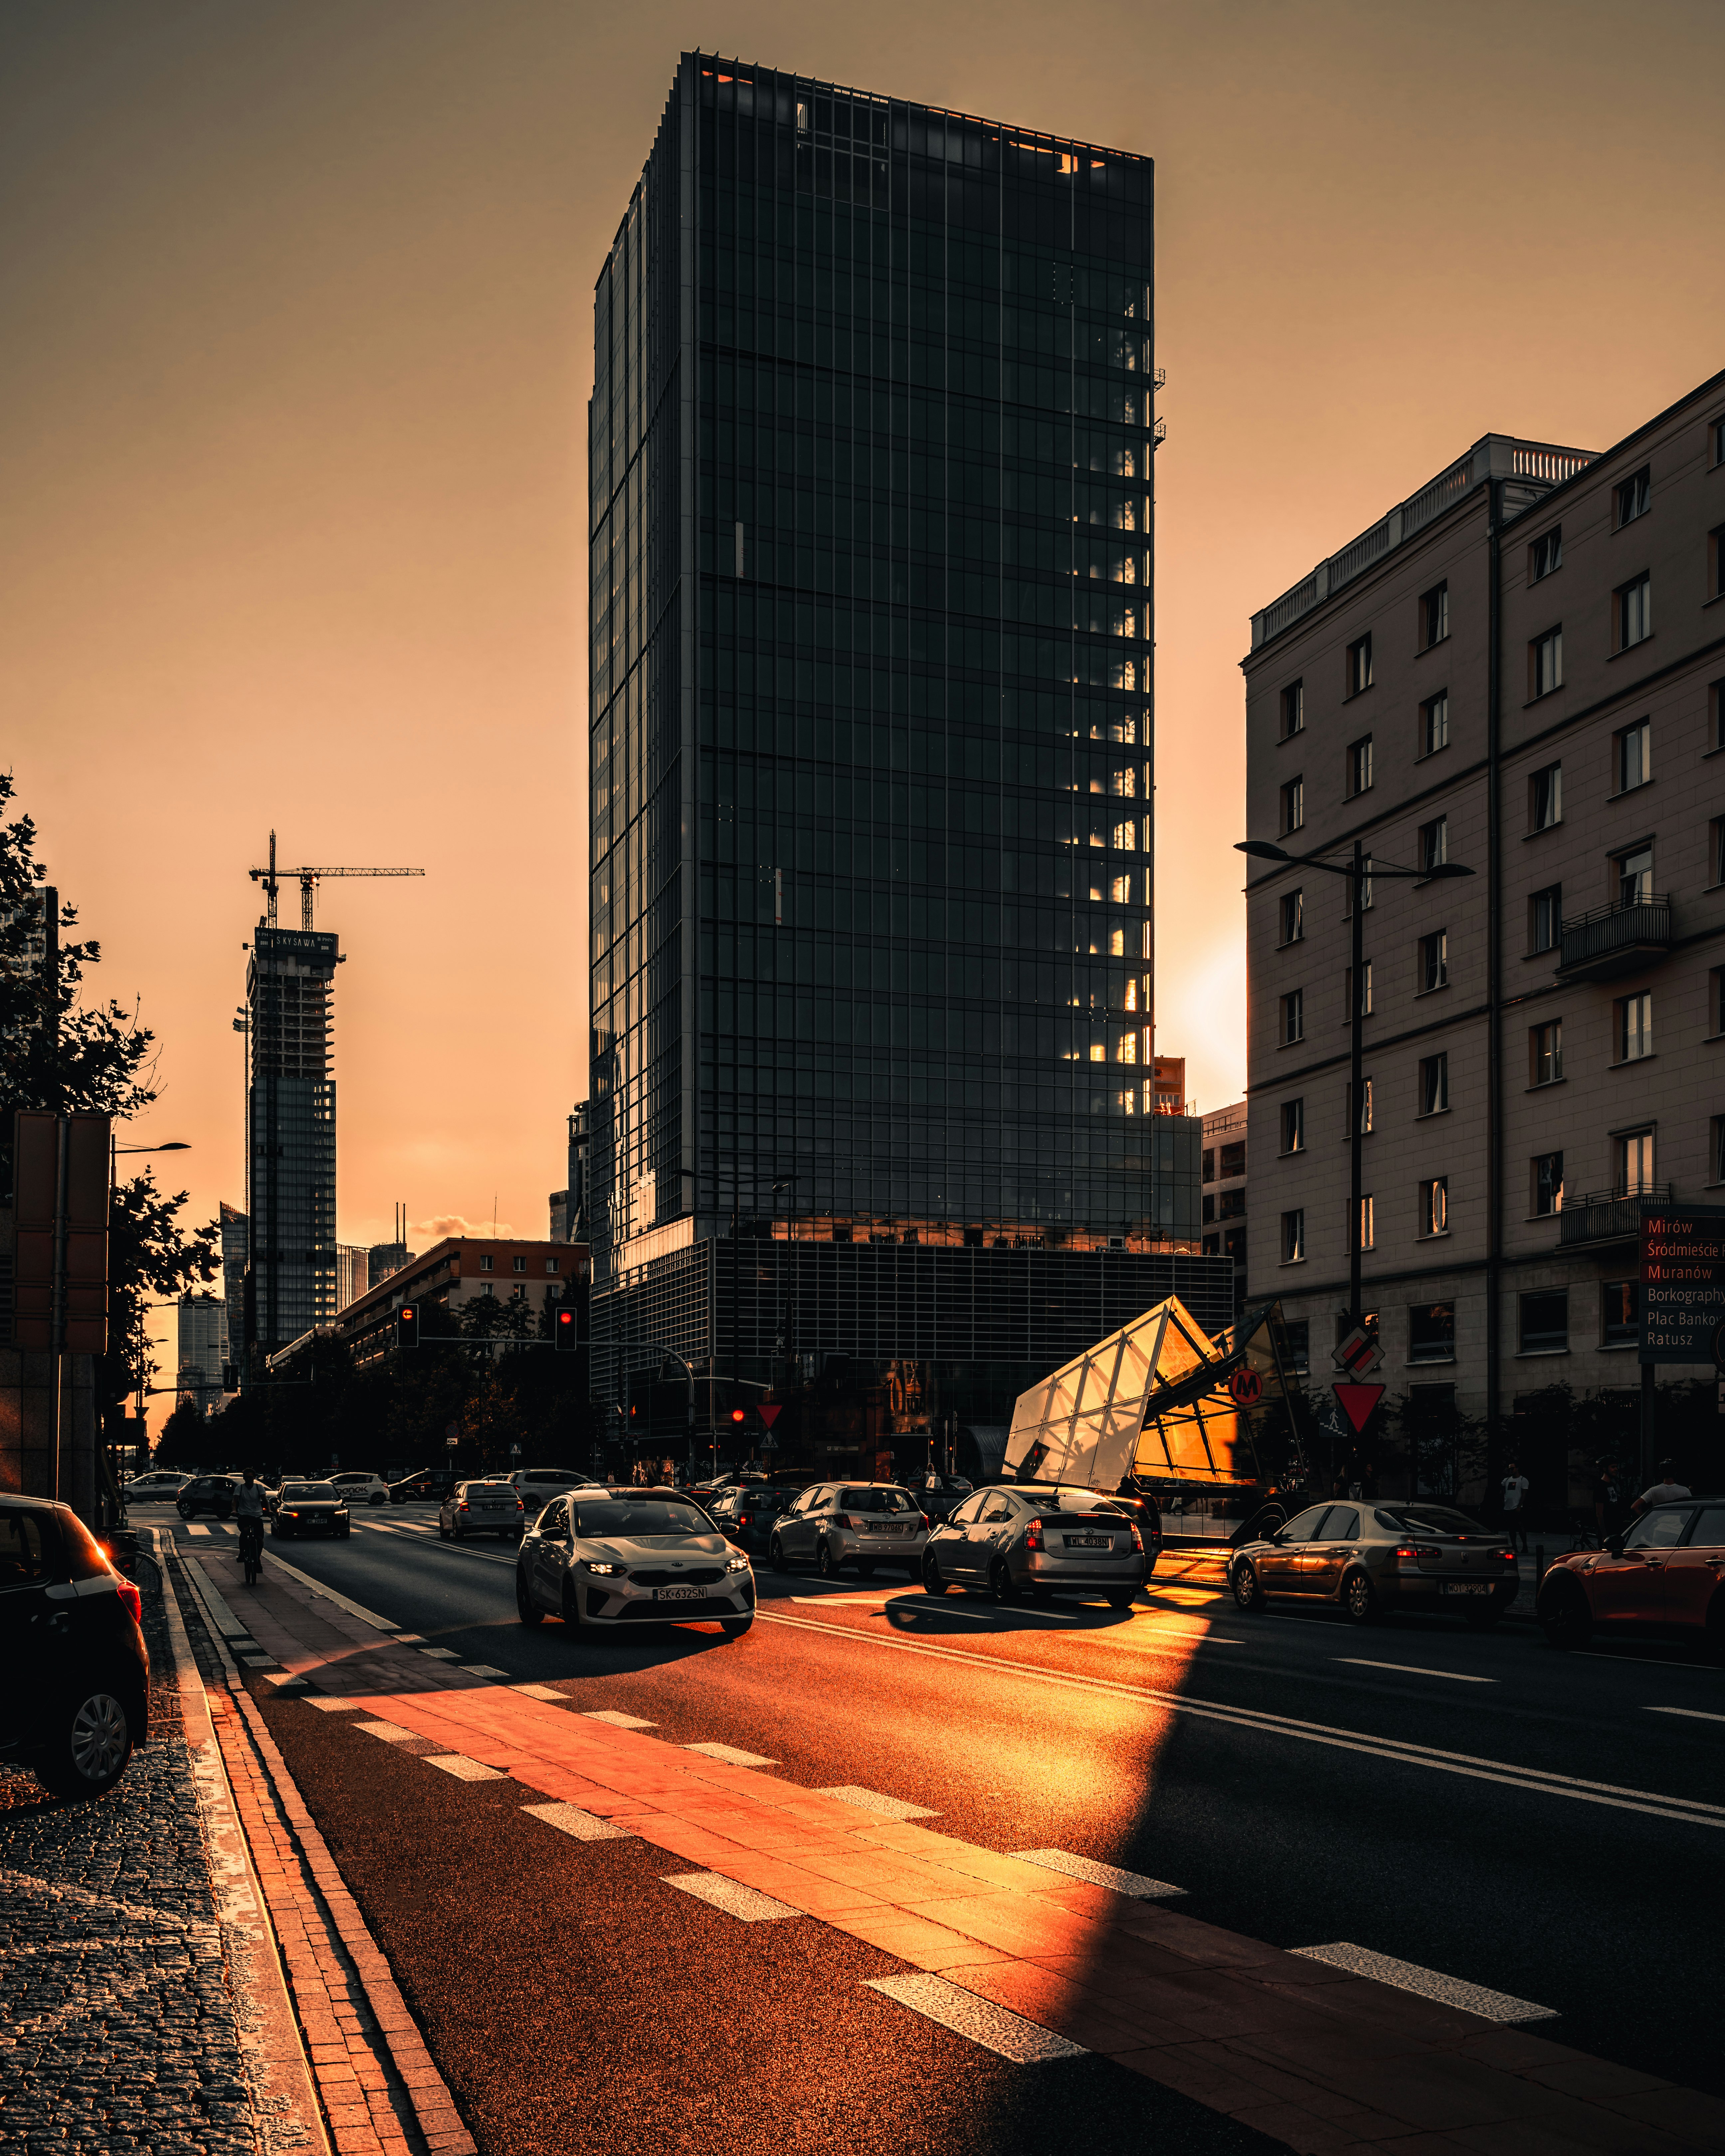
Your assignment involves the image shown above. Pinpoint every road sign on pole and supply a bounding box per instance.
[1332,1326,1382,1380]
[1333,1382,1385,1434]
[757,1403,783,1428]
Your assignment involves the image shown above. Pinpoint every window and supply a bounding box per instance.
[480,1281,495,1296]
[1715,420,1725,468]
[1710,524,1725,602]
[1711,817,1725,890]
[1615,1127,1655,1194]
[1220,1140,1245,1178]
[1420,692,1449,758]
[1529,1020,1563,1087]
[1615,843,1653,907]
[1216,1188,1245,1220]
[1280,1098,1305,1154]
[1358,1194,1375,1250]
[1346,633,1373,697]
[1602,1281,1640,1348]
[1201,1148,1214,1182]
[1529,762,1562,830]
[1281,989,1304,1044]
[1518,1288,1569,1354]
[1346,734,1374,797]
[1281,1208,1305,1263]
[479,1254,493,1272]
[1530,885,1562,952]
[1419,816,1447,872]
[1279,889,1304,944]
[1714,678,1725,753]
[545,1258,560,1274]
[1531,626,1564,698]
[1532,1151,1564,1216]
[1280,679,1304,738]
[1421,582,1449,647]
[1530,527,1562,581]
[1419,1177,1449,1237]
[1614,718,1651,794]
[1280,776,1304,834]
[1712,1114,1725,1185]
[1418,930,1448,993]
[1346,961,1373,1016]
[512,1255,527,1273]
[1350,1075,1374,1134]
[1408,1302,1456,1364]
[1617,573,1652,650]
[1615,993,1652,1063]
[1419,1052,1449,1116]
[1713,968,1725,1038]
[1615,466,1651,526]
[1283,1319,1310,1374]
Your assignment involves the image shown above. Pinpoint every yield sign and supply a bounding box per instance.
[756,1402,783,1428]
[1333,1382,1385,1434]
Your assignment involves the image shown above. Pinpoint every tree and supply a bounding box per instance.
[98,1173,220,1444]
[155,1398,207,1468]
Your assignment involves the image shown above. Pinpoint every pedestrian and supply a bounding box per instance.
[1499,1460,1530,1552]
[1592,1459,1621,1541]
[1630,1459,1692,1516]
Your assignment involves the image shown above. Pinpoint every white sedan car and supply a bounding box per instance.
[123,1471,191,1503]
[515,1490,754,1637]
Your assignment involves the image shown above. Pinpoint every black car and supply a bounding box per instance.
[0,1494,150,1800]
[177,1475,238,1521]
[913,1473,975,1524]
[271,1481,352,1539]
[389,1469,458,1505]
[711,1485,807,1558]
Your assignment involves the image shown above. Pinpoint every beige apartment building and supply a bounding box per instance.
[1241,368,1725,1485]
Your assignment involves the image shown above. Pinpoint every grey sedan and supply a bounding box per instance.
[922,1484,1146,1606]
[438,1480,526,1542]
[1230,1500,1520,1627]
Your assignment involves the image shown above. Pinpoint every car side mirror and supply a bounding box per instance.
[1605,1532,1625,1556]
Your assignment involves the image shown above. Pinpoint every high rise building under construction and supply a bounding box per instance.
[245,925,340,1353]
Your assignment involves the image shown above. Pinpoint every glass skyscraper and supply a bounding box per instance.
[589,55,1210,1456]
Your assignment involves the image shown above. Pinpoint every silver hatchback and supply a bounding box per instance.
[438,1479,525,1542]
[922,1484,1146,1606]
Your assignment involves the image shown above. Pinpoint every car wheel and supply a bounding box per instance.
[1539,1580,1592,1651]
[1343,1568,1378,1625]
[438,1522,451,1541]
[34,1685,136,1801]
[768,1534,786,1569]
[817,1540,841,1580]
[921,1550,950,1596]
[1106,1589,1137,1610]
[515,1575,544,1627]
[990,1559,1019,1604]
[720,1615,753,1638]
[1231,1559,1264,1612]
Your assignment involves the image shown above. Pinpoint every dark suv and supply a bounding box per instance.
[0,1495,150,1800]
[177,1475,238,1521]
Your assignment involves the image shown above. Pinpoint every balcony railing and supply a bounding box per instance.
[1556,894,1672,981]
[1557,1183,1671,1248]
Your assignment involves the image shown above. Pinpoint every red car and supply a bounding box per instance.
[1538,1496,1725,1654]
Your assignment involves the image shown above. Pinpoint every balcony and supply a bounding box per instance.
[1557,1183,1671,1248]
[1556,895,1672,983]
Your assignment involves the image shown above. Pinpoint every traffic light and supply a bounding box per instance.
[730,1407,746,1426]
[396,1303,419,1350]
[554,1306,578,1352]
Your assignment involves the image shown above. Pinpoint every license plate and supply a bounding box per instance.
[657,1585,707,1602]
[1065,1536,1111,1549]
[1443,1582,1491,1596]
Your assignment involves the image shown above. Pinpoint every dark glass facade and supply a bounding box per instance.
[589,54,1197,1314]
[245,927,338,1353]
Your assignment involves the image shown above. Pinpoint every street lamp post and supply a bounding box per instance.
[1236,839,1474,1334]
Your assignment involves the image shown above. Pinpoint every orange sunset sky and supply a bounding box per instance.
[5,1,1722,1373]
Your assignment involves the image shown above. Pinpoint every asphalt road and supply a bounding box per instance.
[150,1503,1725,2148]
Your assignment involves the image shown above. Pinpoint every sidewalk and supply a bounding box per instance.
[223,1549,1725,2156]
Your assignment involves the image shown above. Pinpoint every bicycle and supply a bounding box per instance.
[239,1518,265,1587]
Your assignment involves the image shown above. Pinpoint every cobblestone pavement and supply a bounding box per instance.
[0,1556,270,2156]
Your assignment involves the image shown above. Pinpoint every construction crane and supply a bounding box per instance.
[248,831,425,928]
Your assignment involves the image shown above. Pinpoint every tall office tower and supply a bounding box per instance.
[218,1201,248,1381]
[590,57,1214,1464]
[334,1243,368,1311]
[245,926,339,1353]
[175,1292,225,1407]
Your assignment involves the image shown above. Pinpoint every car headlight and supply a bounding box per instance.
[582,1560,626,1576]
[334,1506,349,1516]
[726,1554,750,1573]
[284,1511,300,1519]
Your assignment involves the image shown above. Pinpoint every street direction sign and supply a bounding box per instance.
[1640,1204,1725,1363]
[1333,1382,1385,1434]
[1332,1327,1383,1380]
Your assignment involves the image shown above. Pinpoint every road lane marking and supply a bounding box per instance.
[759,1609,1725,1830]
[1334,1659,1494,1684]
[521,1801,632,1842]
[1645,1706,1725,1724]
[354,1720,418,1744]
[424,1755,504,1781]
[304,1697,362,1712]
[683,1742,777,1766]
[663,1872,800,1922]
[392,1633,426,1643]
[187,1524,211,1536]
[255,1553,399,1632]
[509,1683,569,1703]
[865,1973,1086,2063]
[817,1786,939,1821]
[460,1665,511,1678]
[1292,1943,1556,2024]
[419,1648,461,1660]
[584,1710,656,1729]
[1009,1849,1185,1899]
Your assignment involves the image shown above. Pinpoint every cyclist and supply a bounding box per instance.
[235,1467,266,1582]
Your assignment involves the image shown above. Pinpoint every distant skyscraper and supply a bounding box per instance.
[245,926,339,1351]
[335,1243,367,1311]
[219,1201,247,1380]
[589,56,1212,1451]
[176,1292,225,1407]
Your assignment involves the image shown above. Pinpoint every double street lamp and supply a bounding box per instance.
[1235,837,1474,1333]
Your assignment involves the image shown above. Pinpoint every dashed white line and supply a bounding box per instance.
[510,1683,569,1703]
[817,1786,939,1821]
[303,1696,361,1712]
[186,1524,211,1537]
[425,1755,504,1781]
[683,1742,777,1766]
[354,1720,418,1744]
[1645,1705,1725,1725]
[865,1972,1086,2062]
[1010,1849,1185,1898]
[663,1872,800,1922]
[1292,1942,1556,2023]
[522,1801,632,1842]
[461,1665,511,1679]
[419,1647,461,1661]
[584,1709,656,1730]
[1334,1659,1494,1684]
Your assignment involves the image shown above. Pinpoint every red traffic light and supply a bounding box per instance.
[730,1408,746,1423]
[396,1303,419,1348]
[554,1306,578,1351]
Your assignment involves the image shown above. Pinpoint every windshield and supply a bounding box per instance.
[737,1491,800,1512]
[840,1488,920,1514]
[574,1500,712,1539]
[1376,1506,1492,1539]
[282,1484,335,1501]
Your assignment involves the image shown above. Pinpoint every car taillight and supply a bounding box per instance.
[457,1502,470,1512]
[1394,1545,1418,1559]
[1501,1549,1517,1562]
[739,1515,753,1527]
[115,1579,142,1624]
[1025,1519,1044,1551]
[1128,1525,1144,1553]
[834,1513,854,1529]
